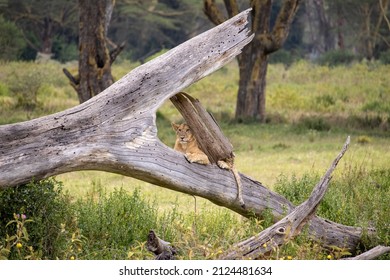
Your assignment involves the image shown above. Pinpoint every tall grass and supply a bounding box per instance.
[274,166,390,256]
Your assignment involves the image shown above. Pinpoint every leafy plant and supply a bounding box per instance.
[0,178,75,259]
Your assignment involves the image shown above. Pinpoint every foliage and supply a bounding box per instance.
[0,178,75,259]
[74,185,162,259]
[269,49,297,66]
[52,39,78,63]
[0,61,75,123]
[0,0,78,60]
[379,49,390,64]
[0,0,389,63]
[317,50,360,66]
[113,0,207,60]
[0,16,26,61]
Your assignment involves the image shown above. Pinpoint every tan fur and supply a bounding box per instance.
[172,123,245,208]
[217,159,245,208]
[171,123,210,165]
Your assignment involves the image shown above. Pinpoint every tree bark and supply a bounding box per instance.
[344,245,390,260]
[204,0,301,122]
[147,230,176,260]
[0,10,363,253]
[76,0,115,103]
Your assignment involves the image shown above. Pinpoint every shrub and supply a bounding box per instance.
[52,40,78,63]
[379,50,390,64]
[75,185,165,259]
[0,16,26,61]
[0,179,75,259]
[296,115,331,131]
[318,50,359,66]
[4,62,47,110]
[269,49,296,66]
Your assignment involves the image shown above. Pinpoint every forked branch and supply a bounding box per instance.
[222,137,350,259]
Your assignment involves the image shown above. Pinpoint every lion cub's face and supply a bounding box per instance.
[172,123,194,144]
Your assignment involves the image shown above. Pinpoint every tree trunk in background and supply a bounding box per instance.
[204,0,301,122]
[77,0,115,103]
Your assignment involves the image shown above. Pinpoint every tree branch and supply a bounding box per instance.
[344,245,390,260]
[204,0,226,26]
[259,0,301,54]
[222,137,350,259]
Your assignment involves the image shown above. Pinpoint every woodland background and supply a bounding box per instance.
[1,0,390,64]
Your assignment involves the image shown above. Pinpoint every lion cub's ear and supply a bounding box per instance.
[171,122,179,131]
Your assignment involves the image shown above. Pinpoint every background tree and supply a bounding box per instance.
[112,0,209,61]
[0,16,26,61]
[0,0,78,60]
[304,0,390,60]
[204,0,301,123]
[63,0,124,103]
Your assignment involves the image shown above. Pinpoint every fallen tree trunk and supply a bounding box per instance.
[0,9,362,252]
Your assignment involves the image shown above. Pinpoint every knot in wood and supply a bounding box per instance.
[276,227,286,235]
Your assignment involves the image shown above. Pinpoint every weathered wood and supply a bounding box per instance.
[222,137,350,259]
[0,10,363,252]
[170,92,234,164]
[147,230,176,260]
[344,245,390,260]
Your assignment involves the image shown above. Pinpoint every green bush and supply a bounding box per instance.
[296,115,331,131]
[318,50,359,66]
[52,39,78,62]
[0,16,26,61]
[0,61,66,110]
[75,185,170,259]
[379,50,390,64]
[269,49,296,66]
[0,179,74,259]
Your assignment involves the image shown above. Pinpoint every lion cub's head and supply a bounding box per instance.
[171,123,195,144]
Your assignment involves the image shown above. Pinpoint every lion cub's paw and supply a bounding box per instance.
[217,160,230,170]
[185,153,210,165]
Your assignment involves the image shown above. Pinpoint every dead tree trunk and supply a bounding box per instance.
[0,10,362,253]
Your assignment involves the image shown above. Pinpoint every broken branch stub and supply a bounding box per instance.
[147,230,176,260]
[170,92,234,163]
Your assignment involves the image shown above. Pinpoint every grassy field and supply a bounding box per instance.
[0,59,389,260]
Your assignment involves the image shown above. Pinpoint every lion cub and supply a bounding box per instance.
[172,122,245,208]
[171,123,210,165]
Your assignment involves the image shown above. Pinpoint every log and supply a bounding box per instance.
[0,9,362,252]
[344,245,390,260]
[222,137,350,259]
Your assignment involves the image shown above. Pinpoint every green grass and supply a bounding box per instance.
[0,59,389,259]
